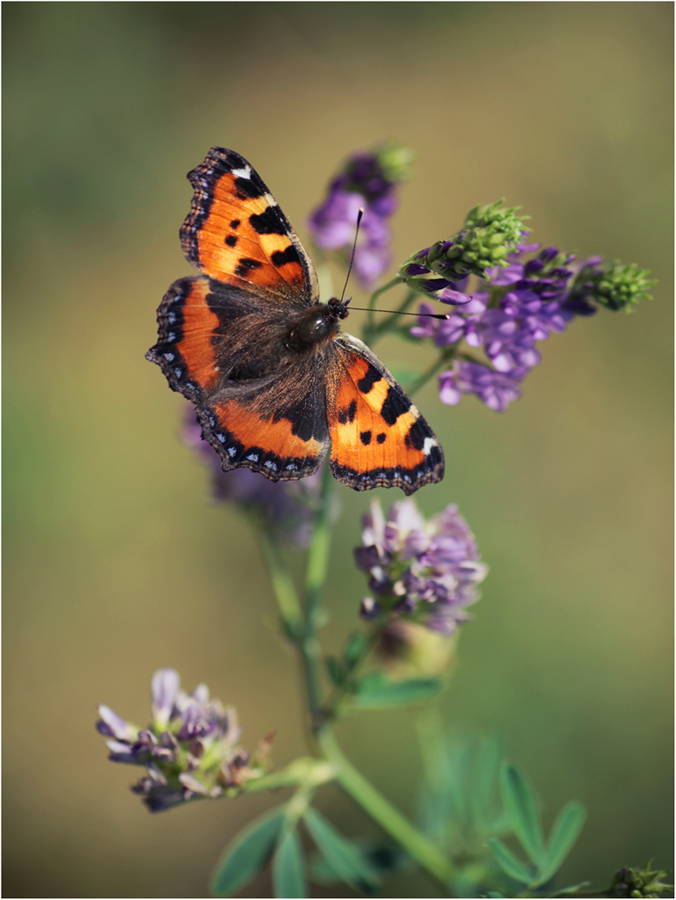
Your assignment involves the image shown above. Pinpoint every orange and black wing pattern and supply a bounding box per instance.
[195,357,332,481]
[327,334,444,495]
[148,148,445,494]
[180,147,318,304]
[146,276,223,404]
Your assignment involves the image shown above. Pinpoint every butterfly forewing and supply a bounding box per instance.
[180,147,318,304]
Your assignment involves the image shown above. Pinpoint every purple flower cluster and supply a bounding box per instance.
[184,411,321,546]
[307,145,410,288]
[411,244,604,411]
[96,669,270,811]
[355,499,487,635]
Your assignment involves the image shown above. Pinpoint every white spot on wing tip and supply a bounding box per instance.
[423,437,437,457]
[231,164,251,179]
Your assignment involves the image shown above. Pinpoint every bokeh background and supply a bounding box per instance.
[3,3,673,897]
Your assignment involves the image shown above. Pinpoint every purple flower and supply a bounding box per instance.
[307,145,410,288]
[439,362,526,412]
[354,499,487,635]
[409,241,615,411]
[184,410,323,547]
[96,669,272,812]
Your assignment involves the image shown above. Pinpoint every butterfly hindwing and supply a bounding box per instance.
[327,334,444,495]
[180,147,318,304]
[195,356,331,481]
[146,276,222,404]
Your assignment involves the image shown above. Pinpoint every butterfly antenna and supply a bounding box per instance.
[340,207,364,302]
[348,306,450,320]
[340,209,449,320]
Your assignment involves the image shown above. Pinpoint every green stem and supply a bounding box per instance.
[365,289,419,346]
[366,276,404,334]
[301,461,334,726]
[259,531,304,638]
[238,758,336,794]
[409,346,459,396]
[319,729,454,892]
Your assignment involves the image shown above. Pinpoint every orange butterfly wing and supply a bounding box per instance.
[180,147,318,304]
[327,334,444,495]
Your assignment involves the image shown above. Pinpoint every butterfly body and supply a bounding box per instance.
[147,148,444,494]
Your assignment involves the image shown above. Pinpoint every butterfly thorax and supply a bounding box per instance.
[285,297,349,353]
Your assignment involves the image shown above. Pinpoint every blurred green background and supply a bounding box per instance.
[3,3,672,897]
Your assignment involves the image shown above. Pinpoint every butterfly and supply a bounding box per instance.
[146,148,444,495]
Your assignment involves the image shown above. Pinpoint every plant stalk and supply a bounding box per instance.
[318,729,454,892]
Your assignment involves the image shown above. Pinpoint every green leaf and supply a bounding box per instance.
[487,837,534,886]
[272,830,307,899]
[535,802,586,885]
[343,632,367,671]
[470,739,502,832]
[210,808,285,896]
[352,673,444,709]
[310,838,404,884]
[445,739,474,834]
[303,807,379,890]
[324,655,345,687]
[500,764,545,865]
[552,882,592,897]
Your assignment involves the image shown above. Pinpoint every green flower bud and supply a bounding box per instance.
[608,862,673,897]
[463,199,530,248]
[589,261,656,312]
[375,141,414,183]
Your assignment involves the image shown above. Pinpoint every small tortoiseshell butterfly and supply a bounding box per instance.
[147,148,444,494]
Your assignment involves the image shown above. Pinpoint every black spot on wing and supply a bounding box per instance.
[428,443,443,466]
[271,245,301,268]
[338,399,358,425]
[360,430,372,445]
[234,257,262,277]
[380,387,411,425]
[234,175,265,199]
[272,399,328,443]
[225,235,238,247]
[249,207,287,235]
[405,420,428,451]
[376,432,387,444]
[357,366,382,394]
[230,219,241,228]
